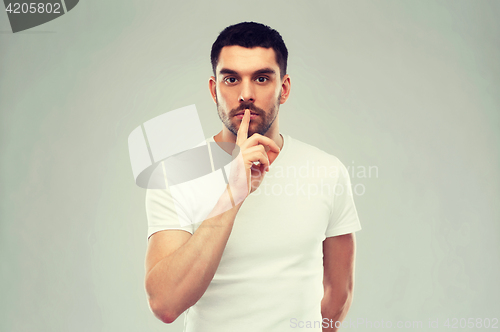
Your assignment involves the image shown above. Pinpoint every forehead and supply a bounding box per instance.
[217,46,279,74]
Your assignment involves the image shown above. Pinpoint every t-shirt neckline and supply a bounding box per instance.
[207,133,291,166]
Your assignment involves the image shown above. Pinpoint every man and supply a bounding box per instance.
[144,22,361,331]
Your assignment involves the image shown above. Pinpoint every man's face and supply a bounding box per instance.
[210,46,289,137]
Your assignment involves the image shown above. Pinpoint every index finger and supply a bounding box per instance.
[236,109,250,147]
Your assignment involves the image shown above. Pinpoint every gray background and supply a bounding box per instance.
[1,0,499,331]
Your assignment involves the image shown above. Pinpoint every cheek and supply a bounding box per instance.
[264,88,281,104]
[217,86,236,105]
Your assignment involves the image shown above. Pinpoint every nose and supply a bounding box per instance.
[238,80,255,103]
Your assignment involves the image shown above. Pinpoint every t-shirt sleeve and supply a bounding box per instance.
[145,186,194,240]
[325,159,362,237]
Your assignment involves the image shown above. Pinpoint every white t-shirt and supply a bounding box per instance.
[145,133,361,332]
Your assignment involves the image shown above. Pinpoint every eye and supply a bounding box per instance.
[256,77,268,83]
[224,77,238,84]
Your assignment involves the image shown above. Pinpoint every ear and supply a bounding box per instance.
[209,76,217,104]
[279,74,291,104]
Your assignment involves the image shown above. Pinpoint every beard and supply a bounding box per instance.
[216,90,281,137]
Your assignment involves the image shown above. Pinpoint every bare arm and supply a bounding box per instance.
[145,190,241,323]
[321,233,356,331]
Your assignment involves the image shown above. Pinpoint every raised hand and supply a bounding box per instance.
[228,109,280,204]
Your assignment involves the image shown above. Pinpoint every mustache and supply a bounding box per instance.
[230,102,264,116]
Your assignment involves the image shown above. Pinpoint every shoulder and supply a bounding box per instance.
[285,134,345,168]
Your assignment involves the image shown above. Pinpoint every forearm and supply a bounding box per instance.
[321,288,353,331]
[321,233,356,331]
[146,188,242,322]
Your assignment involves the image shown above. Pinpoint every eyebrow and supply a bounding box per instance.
[254,68,276,76]
[218,67,276,76]
[218,68,238,76]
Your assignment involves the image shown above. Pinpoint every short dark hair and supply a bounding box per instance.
[210,22,288,79]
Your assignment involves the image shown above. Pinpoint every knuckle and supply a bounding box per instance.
[250,133,263,141]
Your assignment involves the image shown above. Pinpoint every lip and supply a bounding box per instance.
[235,113,259,119]
[235,110,259,119]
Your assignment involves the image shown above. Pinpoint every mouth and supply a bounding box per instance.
[235,111,259,119]
[234,113,259,120]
